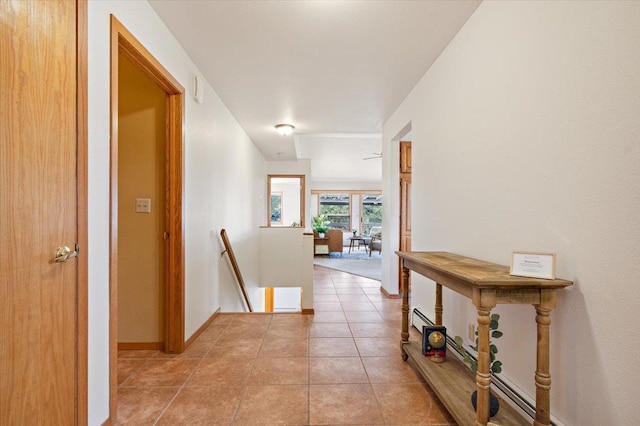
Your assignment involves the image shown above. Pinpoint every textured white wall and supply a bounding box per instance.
[88,1,265,424]
[382,1,640,424]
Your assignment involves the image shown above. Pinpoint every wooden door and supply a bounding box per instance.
[399,142,412,294]
[0,1,83,424]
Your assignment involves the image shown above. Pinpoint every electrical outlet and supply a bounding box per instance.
[135,198,151,213]
[468,323,475,341]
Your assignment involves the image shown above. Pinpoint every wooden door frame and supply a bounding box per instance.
[77,0,89,423]
[109,15,185,420]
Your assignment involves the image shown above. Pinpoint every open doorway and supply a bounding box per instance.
[265,287,302,312]
[109,16,185,420]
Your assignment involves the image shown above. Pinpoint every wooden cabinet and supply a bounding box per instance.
[397,251,572,426]
[314,237,329,255]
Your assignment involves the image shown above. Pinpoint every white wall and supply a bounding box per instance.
[382,1,640,425]
[88,1,265,424]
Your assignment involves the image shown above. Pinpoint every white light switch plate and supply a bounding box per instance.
[135,198,151,213]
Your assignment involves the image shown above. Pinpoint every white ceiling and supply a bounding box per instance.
[295,133,382,182]
[148,0,480,171]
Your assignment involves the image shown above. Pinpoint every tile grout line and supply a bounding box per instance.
[152,315,235,425]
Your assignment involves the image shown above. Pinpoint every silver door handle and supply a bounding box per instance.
[54,245,78,263]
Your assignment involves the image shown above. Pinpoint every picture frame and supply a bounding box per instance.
[510,251,556,279]
[422,325,447,361]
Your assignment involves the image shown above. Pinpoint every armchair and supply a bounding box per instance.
[365,226,382,256]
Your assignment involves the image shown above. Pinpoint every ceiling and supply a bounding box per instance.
[148,0,481,171]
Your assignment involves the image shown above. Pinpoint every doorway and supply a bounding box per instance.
[117,52,167,349]
[109,16,185,420]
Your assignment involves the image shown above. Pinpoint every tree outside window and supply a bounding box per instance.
[362,194,382,235]
[270,192,282,224]
[319,194,350,230]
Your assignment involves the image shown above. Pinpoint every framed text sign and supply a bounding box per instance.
[510,251,556,279]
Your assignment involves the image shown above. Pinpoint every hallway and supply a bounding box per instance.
[116,266,454,424]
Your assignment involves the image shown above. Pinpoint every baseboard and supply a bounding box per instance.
[185,308,221,348]
[117,342,164,351]
[301,308,315,315]
[380,286,401,299]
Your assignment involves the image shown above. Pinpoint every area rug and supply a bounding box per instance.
[313,250,382,281]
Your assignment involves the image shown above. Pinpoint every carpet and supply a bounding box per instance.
[313,249,382,281]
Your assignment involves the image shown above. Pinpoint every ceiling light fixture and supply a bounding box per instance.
[275,124,295,136]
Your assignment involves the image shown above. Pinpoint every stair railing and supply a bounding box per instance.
[220,229,253,312]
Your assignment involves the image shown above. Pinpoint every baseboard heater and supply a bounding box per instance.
[411,307,559,426]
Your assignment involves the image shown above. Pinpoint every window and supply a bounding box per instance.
[270,192,282,224]
[319,193,350,230]
[362,194,382,235]
[267,174,304,227]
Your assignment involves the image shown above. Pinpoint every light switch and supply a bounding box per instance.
[135,198,151,213]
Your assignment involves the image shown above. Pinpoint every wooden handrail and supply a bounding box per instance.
[220,229,253,312]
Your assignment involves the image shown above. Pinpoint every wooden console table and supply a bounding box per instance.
[396,251,572,426]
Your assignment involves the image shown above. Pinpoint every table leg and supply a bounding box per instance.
[401,263,410,361]
[475,306,492,426]
[534,290,557,426]
[473,289,496,426]
[435,283,443,325]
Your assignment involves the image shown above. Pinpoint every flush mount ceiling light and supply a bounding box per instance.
[275,124,295,136]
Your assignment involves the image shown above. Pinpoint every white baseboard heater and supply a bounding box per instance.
[411,307,561,426]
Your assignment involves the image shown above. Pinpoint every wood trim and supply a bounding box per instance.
[301,309,315,315]
[117,342,164,351]
[185,308,221,348]
[165,90,185,354]
[108,16,119,424]
[265,288,274,312]
[267,174,305,227]
[311,189,382,195]
[380,286,401,299]
[111,19,183,94]
[76,1,88,424]
[109,15,186,422]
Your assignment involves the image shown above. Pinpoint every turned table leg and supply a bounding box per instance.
[435,283,443,326]
[534,290,557,426]
[473,289,496,426]
[475,306,492,426]
[401,263,410,361]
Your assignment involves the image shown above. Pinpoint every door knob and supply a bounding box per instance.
[54,245,78,263]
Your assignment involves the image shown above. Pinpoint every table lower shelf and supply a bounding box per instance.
[402,341,530,426]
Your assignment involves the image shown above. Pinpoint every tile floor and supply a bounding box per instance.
[117,265,455,425]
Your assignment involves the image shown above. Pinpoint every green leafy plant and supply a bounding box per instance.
[312,215,330,234]
[454,314,503,374]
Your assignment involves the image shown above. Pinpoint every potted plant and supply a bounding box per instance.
[454,313,503,417]
[352,229,358,237]
[313,215,330,238]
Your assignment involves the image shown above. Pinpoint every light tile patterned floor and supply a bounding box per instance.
[116,265,455,425]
